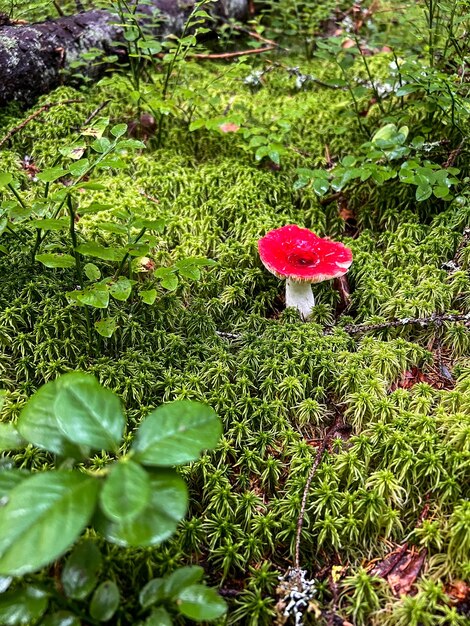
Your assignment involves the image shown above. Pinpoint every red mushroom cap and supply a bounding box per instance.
[258,224,353,283]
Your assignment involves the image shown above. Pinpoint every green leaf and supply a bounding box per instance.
[433,185,450,199]
[164,566,204,598]
[100,460,151,523]
[143,607,173,626]
[17,379,84,458]
[76,284,110,309]
[312,178,330,196]
[116,139,146,150]
[36,168,68,183]
[94,470,187,547]
[111,124,128,138]
[84,263,101,281]
[141,289,157,305]
[29,218,69,231]
[109,277,132,302]
[95,318,117,338]
[69,159,90,178]
[132,401,221,466]
[416,184,432,201]
[36,253,76,269]
[0,586,49,625]
[176,584,226,622]
[0,424,25,452]
[42,611,81,626]
[0,471,28,499]
[0,471,100,576]
[91,138,111,154]
[62,540,102,600]
[54,373,125,452]
[0,173,13,188]
[139,578,165,608]
[78,182,107,190]
[76,242,126,261]
[89,581,120,622]
[160,274,178,291]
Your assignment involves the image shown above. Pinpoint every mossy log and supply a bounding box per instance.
[0,0,248,106]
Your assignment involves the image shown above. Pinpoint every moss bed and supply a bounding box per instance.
[0,1,469,624]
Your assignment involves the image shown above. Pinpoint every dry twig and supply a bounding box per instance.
[0,99,83,148]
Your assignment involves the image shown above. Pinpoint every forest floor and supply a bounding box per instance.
[0,1,469,625]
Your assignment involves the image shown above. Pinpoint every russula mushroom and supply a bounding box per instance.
[258,224,353,320]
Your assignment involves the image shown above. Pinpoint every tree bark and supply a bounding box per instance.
[0,0,248,106]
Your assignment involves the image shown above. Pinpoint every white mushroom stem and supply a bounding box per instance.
[285,278,315,320]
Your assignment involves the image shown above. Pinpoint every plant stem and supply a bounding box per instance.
[67,194,83,287]
[114,226,147,278]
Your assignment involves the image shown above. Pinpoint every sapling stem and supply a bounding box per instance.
[285,279,315,321]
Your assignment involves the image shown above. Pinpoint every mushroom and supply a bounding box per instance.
[258,224,353,320]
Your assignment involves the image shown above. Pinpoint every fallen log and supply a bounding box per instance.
[0,0,248,106]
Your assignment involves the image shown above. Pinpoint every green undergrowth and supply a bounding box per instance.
[0,3,470,623]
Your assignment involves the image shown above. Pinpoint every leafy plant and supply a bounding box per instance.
[0,372,224,624]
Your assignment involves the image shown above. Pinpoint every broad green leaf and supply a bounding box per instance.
[141,289,157,305]
[433,185,450,199]
[0,576,12,593]
[62,540,102,600]
[69,159,90,178]
[100,460,150,523]
[175,261,200,280]
[0,424,25,452]
[89,581,120,622]
[0,586,49,625]
[17,379,84,458]
[416,184,432,201]
[94,470,187,547]
[95,318,117,338]
[143,607,173,626]
[84,263,101,281]
[36,253,76,269]
[0,471,100,576]
[139,578,165,608]
[29,218,69,231]
[0,218,8,236]
[91,138,111,154]
[132,401,221,466]
[76,242,126,261]
[164,566,204,598]
[54,373,125,451]
[109,277,132,302]
[9,204,32,221]
[0,470,28,498]
[176,584,226,622]
[36,168,68,183]
[110,124,127,138]
[42,611,81,626]
[77,284,110,309]
[312,178,330,196]
[160,274,178,291]
[59,144,86,160]
[0,173,13,188]
[95,221,127,235]
[116,139,146,150]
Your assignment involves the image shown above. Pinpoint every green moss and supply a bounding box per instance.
[0,5,469,623]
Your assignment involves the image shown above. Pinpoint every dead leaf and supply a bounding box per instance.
[370,545,427,596]
[446,580,470,604]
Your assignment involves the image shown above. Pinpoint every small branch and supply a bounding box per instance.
[443,138,466,168]
[0,99,83,148]
[216,330,241,340]
[294,413,344,571]
[191,45,275,59]
[81,100,110,127]
[336,311,470,335]
[139,190,160,204]
[230,23,288,50]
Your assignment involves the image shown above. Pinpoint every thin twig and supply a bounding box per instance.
[0,99,83,148]
[81,100,110,127]
[230,23,288,51]
[443,138,466,168]
[336,311,470,335]
[191,46,275,59]
[294,413,344,571]
[139,189,160,204]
